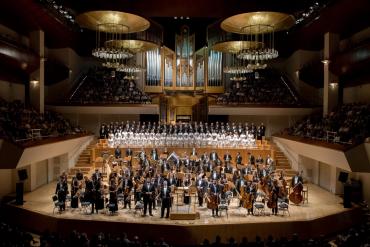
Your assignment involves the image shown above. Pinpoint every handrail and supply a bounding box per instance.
[280,75,299,102]
[69,74,87,101]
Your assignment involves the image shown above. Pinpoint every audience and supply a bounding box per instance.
[0,221,35,247]
[0,98,84,142]
[1,215,370,246]
[216,70,300,105]
[285,103,370,145]
[68,68,151,105]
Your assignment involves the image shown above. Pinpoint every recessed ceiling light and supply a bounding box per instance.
[174,16,177,19]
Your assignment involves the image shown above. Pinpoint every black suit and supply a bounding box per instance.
[223,154,232,163]
[151,149,159,161]
[210,152,218,162]
[291,175,303,187]
[55,181,68,211]
[160,187,171,218]
[115,147,122,159]
[141,182,155,216]
[236,155,243,165]
[125,148,133,157]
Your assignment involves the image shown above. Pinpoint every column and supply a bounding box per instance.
[29,30,45,113]
[322,32,339,116]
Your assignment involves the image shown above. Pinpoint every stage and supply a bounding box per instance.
[4,182,362,245]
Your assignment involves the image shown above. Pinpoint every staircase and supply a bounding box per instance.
[272,144,297,182]
[67,141,96,183]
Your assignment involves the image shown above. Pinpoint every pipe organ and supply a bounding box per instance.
[145,48,161,86]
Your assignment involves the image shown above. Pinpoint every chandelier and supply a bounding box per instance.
[221,12,295,62]
[76,11,151,72]
[236,24,278,61]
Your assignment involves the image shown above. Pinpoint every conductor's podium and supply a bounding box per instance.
[169,211,200,220]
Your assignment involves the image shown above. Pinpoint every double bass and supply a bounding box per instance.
[289,182,303,204]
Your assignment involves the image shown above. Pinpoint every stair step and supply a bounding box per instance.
[75,164,91,167]
[276,165,290,169]
[70,168,91,173]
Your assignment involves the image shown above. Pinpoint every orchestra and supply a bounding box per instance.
[54,122,306,219]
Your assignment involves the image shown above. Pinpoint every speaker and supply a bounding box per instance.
[18,169,28,181]
[338,171,348,183]
[343,184,352,208]
[16,182,24,205]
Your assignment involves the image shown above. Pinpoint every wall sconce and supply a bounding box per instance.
[329,82,338,88]
[30,79,39,87]
[321,59,330,64]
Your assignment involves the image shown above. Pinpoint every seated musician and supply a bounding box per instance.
[258,164,269,178]
[115,146,122,159]
[223,162,233,174]
[236,152,243,165]
[209,179,220,217]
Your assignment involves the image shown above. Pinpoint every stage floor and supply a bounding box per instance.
[18,182,350,225]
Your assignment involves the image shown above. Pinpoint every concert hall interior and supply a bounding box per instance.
[1,0,370,246]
